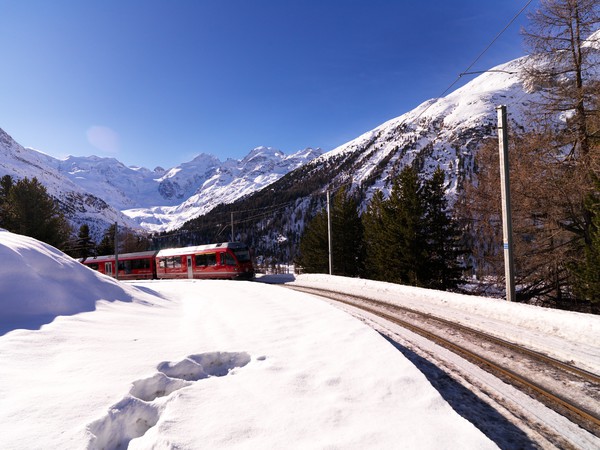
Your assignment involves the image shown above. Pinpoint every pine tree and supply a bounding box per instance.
[364,166,465,289]
[331,187,365,277]
[6,177,70,248]
[362,190,388,280]
[297,187,365,276]
[97,224,116,256]
[0,174,14,230]
[75,224,95,258]
[421,168,465,290]
[297,210,329,273]
[364,166,425,284]
[389,167,424,284]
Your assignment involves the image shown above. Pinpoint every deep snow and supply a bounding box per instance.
[1,229,599,449]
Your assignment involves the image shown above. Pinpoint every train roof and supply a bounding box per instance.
[82,250,158,263]
[156,242,247,258]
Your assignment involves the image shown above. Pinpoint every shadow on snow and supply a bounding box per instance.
[381,334,537,450]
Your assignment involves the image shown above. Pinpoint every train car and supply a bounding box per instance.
[82,250,158,280]
[155,242,254,280]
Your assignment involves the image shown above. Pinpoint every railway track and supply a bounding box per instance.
[287,284,600,446]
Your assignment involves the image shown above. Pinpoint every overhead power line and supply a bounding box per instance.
[413,0,535,122]
[156,3,538,243]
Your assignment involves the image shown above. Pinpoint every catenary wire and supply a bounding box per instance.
[411,0,535,123]
[152,1,537,241]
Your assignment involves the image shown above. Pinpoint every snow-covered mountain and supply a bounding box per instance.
[122,147,322,231]
[0,128,140,238]
[52,146,321,232]
[0,128,321,235]
[3,30,598,246]
[52,155,168,210]
[184,45,598,261]
[308,57,530,204]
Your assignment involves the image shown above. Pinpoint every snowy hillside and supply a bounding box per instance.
[184,56,538,258]
[0,129,139,238]
[304,31,600,204]
[0,229,498,449]
[2,230,599,448]
[308,57,529,201]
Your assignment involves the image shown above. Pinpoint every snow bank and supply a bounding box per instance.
[0,229,149,335]
[0,232,498,449]
[289,274,600,373]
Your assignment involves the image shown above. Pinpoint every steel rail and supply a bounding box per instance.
[287,284,600,434]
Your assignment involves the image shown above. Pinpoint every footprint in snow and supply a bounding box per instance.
[86,351,252,450]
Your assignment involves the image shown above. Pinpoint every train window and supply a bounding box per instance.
[88,263,99,270]
[222,252,236,266]
[131,259,150,270]
[195,253,217,266]
[232,248,251,262]
[159,257,182,269]
[118,260,132,273]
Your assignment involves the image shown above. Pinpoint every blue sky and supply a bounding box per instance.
[0,1,534,169]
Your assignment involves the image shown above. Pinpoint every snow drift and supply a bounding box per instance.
[0,229,149,335]
[0,230,499,449]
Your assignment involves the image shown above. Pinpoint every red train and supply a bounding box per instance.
[81,242,255,281]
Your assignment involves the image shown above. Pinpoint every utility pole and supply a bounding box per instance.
[231,211,234,242]
[114,221,119,280]
[326,190,332,275]
[497,105,516,301]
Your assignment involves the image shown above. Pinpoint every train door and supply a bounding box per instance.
[187,255,193,279]
[105,262,113,277]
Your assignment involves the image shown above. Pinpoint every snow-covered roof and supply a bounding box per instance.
[83,250,158,263]
[156,242,246,258]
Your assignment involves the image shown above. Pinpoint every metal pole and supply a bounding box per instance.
[231,211,234,242]
[114,221,119,280]
[326,190,332,275]
[497,105,515,301]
